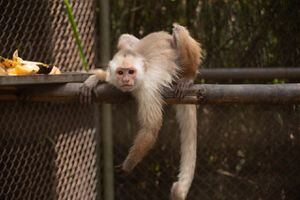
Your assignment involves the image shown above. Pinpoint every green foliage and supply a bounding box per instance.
[109,0,300,69]
[63,0,88,71]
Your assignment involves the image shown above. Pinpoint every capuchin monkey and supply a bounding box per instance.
[80,24,202,200]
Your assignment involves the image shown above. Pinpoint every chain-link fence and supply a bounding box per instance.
[1,0,300,200]
[113,103,300,200]
[0,0,99,199]
[0,0,96,72]
[0,102,98,200]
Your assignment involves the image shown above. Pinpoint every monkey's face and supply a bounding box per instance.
[115,67,137,92]
[109,53,144,92]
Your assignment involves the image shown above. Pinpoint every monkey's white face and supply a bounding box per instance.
[108,53,145,92]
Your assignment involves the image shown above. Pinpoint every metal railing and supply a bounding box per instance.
[0,0,299,200]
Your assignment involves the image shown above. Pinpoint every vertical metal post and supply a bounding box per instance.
[97,0,114,200]
[101,103,113,200]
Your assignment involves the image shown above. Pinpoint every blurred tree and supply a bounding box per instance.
[107,0,300,69]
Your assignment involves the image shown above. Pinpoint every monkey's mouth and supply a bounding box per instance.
[120,84,135,91]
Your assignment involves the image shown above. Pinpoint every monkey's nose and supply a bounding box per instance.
[123,78,130,83]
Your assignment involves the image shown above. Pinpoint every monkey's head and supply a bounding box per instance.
[109,50,145,92]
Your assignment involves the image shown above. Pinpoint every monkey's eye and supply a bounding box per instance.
[128,69,135,75]
[117,70,123,75]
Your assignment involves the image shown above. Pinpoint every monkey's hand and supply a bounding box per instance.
[115,164,130,177]
[170,182,186,200]
[114,156,138,178]
[174,78,194,99]
[79,75,100,104]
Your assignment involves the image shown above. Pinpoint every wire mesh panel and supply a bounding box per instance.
[0,0,99,199]
[113,104,300,200]
[0,102,98,200]
[0,0,96,71]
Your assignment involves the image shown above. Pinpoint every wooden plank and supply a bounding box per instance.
[0,68,300,86]
[2,67,300,86]
[0,72,90,85]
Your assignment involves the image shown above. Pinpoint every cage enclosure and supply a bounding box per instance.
[0,0,100,199]
[0,1,300,200]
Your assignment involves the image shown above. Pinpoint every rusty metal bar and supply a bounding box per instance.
[1,83,300,104]
[199,67,300,80]
[97,0,114,199]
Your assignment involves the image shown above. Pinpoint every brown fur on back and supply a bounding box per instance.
[134,32,178,73]
[133,26,202,79]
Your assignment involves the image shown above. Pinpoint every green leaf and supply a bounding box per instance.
[63,0,89,71]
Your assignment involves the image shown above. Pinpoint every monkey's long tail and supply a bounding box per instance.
[171,104,197,200]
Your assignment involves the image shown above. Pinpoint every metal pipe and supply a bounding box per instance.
[97,0,114,199]
[198,67,300,80]
[1,83,300,105]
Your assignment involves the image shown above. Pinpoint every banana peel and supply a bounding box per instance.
[0,50,61,75]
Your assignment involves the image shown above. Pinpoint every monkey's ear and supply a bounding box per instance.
[117,34,140,50]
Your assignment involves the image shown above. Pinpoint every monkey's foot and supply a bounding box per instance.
[170,182,187,200]
[172,23,188,45]
[174,78,193,99]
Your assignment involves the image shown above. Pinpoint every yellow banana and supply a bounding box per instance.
[0,55,19,68]
[0,50,61,75]
[0,66,6,75]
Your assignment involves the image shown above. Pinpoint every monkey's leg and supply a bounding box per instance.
[172,24,200,99]
[171,104,197,200]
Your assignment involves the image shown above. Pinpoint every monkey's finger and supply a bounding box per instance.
[114,164,130,177]
[85,87,92,104]
[79,86,86,104]
[114,164,123,172]
[79,85,92,104]
[114,165,129,184]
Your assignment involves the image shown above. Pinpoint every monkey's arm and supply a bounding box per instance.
[79,69,108,103]
[120,89,163,173]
